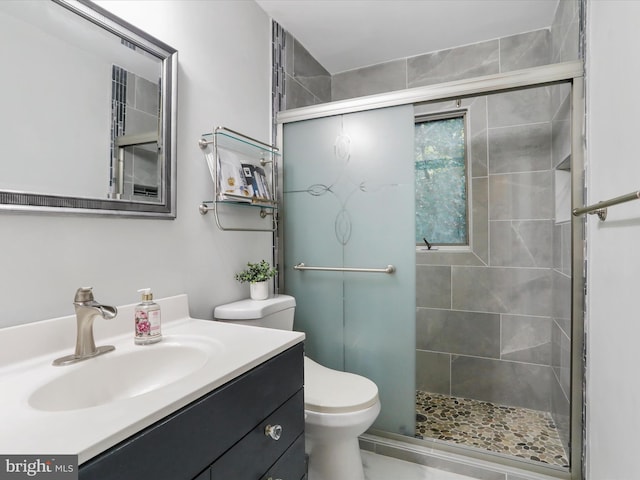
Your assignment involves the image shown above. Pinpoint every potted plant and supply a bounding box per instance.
[235,260,277,300]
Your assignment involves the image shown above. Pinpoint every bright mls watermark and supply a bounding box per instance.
[0,456,77,480]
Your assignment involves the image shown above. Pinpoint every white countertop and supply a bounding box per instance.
[0,294,304,464]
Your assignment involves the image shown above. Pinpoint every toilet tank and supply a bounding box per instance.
[214,294,296,331]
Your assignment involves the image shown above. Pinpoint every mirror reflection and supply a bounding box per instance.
[0,0,176,217]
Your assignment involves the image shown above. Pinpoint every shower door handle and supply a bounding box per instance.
[293,263,396,274]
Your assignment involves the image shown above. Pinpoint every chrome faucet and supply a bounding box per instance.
[52,287,118,366]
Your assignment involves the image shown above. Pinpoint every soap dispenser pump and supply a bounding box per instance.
[134,288,162,345]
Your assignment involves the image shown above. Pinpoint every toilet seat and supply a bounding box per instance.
[304,357,379,414]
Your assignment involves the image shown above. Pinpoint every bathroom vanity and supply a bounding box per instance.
[0,295,305,480]
[80,343,305,480]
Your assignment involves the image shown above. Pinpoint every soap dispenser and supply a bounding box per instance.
[134,288,162,345]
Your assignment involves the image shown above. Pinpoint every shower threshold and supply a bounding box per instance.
[415,391,569,468]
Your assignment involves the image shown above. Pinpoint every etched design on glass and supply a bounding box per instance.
[334,133,351,161]
[415,115,468,245]
[335,208,352,245]
[286,116,398,246]
[308,184,330,196]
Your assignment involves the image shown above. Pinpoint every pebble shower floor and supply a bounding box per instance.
[415,391,569,468]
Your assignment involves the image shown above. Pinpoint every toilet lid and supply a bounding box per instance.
[304,357,379,414]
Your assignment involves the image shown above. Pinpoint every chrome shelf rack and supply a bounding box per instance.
[198,126,279,232]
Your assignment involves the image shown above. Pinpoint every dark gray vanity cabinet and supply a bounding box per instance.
[79,343,305,480]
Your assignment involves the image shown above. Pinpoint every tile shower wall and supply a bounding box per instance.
[415,86,556,413]
[280,30,331,109]
[124,72,160,200]
[332,28,551,101]
[274,0,578,453]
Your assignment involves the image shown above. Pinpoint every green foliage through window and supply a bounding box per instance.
[415,115,468,245]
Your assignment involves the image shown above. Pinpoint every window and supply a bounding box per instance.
[414,113,468,246]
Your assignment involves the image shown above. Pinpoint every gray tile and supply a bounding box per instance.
[451,355,551,411]
[551,0,580,63]
[554,170,571,223]
[416,349,450,394]
[416,250,485,266]
[558,17,580,62]
[284,74,318,109]
[292,39,331,102]
[470,130,488,178]
[293,38,329,78]
[489,171,553,220]
[553,223,562,270]
[416,265,451,309]
[283,31,294,75]
[488,123,551,174]
[561,219,572,276]
[551,86,571,166]
[132,145,160,186]
[469,96,489,178]
[552,270,571,322]
[488,87,551,128]
[501,314,552,365]
[472,177,489,264]
[554,0,579,30]
[500,29,551,72]
[417,309,500,358]
[552,119,571,169]
[489,220,554,268]
[551,83,571,122]
[469,96,488,134]
[550,372,571,450]
[133,75,159,115]
[124,107,157,136]
[332,59,406,101]
[297,74,331,104]
[407,40,499,88]
[452,266,553,316]
[552,321,571,400]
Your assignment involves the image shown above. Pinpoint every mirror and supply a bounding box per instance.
[0,0,177,217]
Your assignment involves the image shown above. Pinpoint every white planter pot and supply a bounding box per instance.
[250,281,269,300]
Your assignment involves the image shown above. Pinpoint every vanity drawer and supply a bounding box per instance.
[209,389,304,478]
[79,343,304,480]
[261,434,306,480]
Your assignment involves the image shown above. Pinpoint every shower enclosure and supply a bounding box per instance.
[412,85,573,469]
[277,61,584,480]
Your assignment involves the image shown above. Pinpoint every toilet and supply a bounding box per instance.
[214,294,380,480]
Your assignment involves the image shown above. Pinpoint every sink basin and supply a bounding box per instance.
[29,337,220,412]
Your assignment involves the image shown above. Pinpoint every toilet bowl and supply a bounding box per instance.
[304,356,380,480]
[214,295,381,480]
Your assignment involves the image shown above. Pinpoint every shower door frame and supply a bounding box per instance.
[276,60,585,480]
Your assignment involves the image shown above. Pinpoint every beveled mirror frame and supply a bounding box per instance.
[0,0,177,218]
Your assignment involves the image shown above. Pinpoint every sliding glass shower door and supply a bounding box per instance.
[282,105,416,435]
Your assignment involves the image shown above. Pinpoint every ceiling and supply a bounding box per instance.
[255,0,560,74]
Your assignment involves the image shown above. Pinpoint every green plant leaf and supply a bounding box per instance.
[234,259,278,284]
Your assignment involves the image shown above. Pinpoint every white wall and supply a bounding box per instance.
[0,1,273,328]
[586,1,640,478]
[0,4,111,197]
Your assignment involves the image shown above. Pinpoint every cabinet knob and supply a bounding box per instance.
[264,424,282,440]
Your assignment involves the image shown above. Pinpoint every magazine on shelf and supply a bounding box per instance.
[216,149,272,203]
[241,164,272,201]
